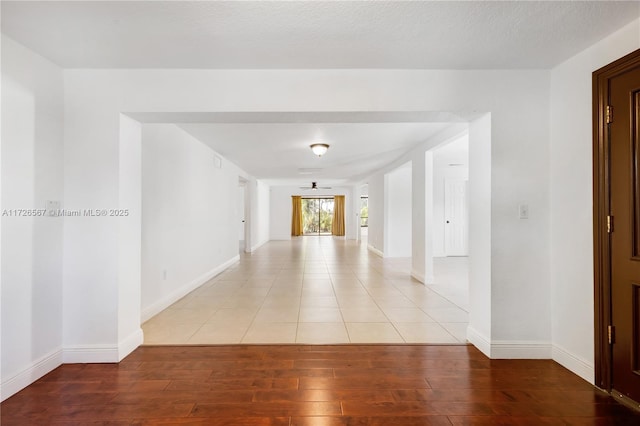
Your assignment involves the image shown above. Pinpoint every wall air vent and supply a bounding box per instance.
[298,168,321,175]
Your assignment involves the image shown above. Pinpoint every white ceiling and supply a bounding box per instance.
[2,1,639,69]
[4,1,638,185]
[434,135,469,168]
[178,122,453,185]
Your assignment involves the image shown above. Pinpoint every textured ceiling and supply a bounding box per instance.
[4,1,638,184]
[178,122,454,185]
[2,1,639,69]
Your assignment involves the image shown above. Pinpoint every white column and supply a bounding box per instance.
[412,152,434,283]
[117,114,143,359]
[467,113,492,355]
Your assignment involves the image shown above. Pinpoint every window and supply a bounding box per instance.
[302,198,334,235]
[360,196,368,227]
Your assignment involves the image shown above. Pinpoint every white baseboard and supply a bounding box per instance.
[552,344,594,384]
[467,328,553,360]
[118,328,144,361]
[2,330,145,401]
[411,269,425,284]
[62,344,119,364]
[490,340,552,359]
[249,238,268,253]
[140,255,240,322]
[426,275,435,284]
[1,348,63,402]
[367,244,384,258]
[466,326,491,357]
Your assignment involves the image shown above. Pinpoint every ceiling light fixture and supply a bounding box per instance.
[310,143,329,157]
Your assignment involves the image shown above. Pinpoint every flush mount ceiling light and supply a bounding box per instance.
[310,143,330,157]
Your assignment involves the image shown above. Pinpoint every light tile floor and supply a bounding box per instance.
[142,237,469,345]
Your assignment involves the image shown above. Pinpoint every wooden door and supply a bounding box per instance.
[594,49,640,404]
[610,61,640,403]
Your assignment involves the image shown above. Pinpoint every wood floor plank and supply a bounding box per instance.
[2,344,639,425]
[110,390,255,404]
[447,416,572,425]
[294,359,372,369]
[253,389,396,403]
[166,377,299,391]
[47,402,195,421]
[290,416,453,425]
[341,400,496,416]
[208,367,334,379]
[131,417,290,425]
[190,401,342,417]
[298,377,430,390]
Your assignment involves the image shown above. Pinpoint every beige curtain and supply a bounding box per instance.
[291,196,303,236]
[332,195,346,236]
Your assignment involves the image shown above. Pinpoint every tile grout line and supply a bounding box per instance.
[147,237,469,345]
[330,262,351,344]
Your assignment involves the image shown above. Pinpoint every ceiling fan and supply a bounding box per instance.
[299,181,332,191]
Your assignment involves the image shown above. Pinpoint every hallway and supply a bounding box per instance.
[142,237,469,345]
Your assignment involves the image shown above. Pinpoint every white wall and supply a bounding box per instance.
[367,174,385,255]
[118,115,143,358]
[1,36,64,400]
[4,34,624,391]
[384,164,412,257]
[57,66,549,375]
[250,179,270,251]
[410,151,430,283]
[366,125,468,278]
[364,118,496,354]
[550,19,640,383]
[468,114,493,354]
[9,16,640,395]
[269,186,355,240]
[140,124,244,321]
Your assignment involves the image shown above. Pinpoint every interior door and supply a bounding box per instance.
[444,178,468,256]
[238,183,246,252]
[609,62,640,403]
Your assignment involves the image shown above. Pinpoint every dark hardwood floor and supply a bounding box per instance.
[2,345,639,425]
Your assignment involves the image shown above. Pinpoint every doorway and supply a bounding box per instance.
[238,181,247,253]
[238,177,249,253]
[594,48,640,404]
[302,197,334,235]
[360,195,369,239]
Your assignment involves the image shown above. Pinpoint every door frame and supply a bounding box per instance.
[238,177,250,252]
[593,48,640,392]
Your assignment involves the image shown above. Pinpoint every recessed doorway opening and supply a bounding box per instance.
[360,195,369,239]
